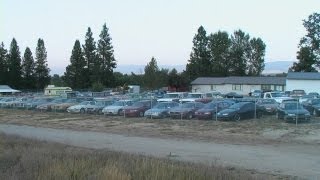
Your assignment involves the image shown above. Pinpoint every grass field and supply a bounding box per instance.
[0,134,284,180]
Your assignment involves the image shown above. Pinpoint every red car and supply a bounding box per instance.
[120,100,157,117]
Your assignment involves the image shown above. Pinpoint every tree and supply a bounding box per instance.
[290,13,320,71]
[208,31,231,76]
[34,38,50,89]
[97,23,117,87]
[83,27,97,87]
[289,46,317,72]
[0,42,8,84]
[144,57,160,90]
[22,47,36,89]
[64,40,87,89]
[186,26,211,80]
[247,38,266,75]
[7,38,22,88]
[50,74,64,87]
[229,30,250,76]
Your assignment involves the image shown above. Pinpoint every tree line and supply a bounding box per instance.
[0,38,50,89]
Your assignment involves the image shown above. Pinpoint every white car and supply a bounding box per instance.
[102,100,134,115]
[67,101,94,113]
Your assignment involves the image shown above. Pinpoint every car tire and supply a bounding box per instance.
[233,114,240,121]
[80,108,85,114]
[139,111,144,117]
[257,111,263,119]
[118,109,122,115]
[98,109,103,115]
[276,113,281,120]
[313,109,318,116]
[187,113,193,120]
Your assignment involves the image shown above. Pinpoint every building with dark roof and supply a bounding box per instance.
[286,72,320,93]
[191,76,286,95]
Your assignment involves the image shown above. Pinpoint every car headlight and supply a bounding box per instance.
[287,113,295,116]
[222,113,229,116]
[204,112,211,115]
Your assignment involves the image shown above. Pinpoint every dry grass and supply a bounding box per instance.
[0,134,282,180]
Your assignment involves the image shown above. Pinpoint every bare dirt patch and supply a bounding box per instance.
[0,109,320,145]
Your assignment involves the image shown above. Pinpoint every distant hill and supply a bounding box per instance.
[51,61,295,75]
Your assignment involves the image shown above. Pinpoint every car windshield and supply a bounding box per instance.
[131,102,145,107]
[259,99,276,104]
[311,99,320,105]
[112,101,126,106]
[79,101,90,105]
[285,103,303,110]
[65,99,77,103]
[229,103,243,109]
[187,94,202,98]
[203,103,217,109]
[163,94,179,98]
[270,93,283,97]
[153,103,170,109]
[181,103,195,108]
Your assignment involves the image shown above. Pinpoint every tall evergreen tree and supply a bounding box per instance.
[64,40,87,89]
[83,27,97,87]
[144,57,159,90]
[97,23,117,87]
[290,13,320,71]
[229,30,250,76]
[0,42,8,84]
[34,38,50,89]
[208,31,231,76]
[247,38,266,75]
[186,26,211,80]
[7,38,22,88]
[22,47,36,89]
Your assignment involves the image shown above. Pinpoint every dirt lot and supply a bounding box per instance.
[1,108,320,145]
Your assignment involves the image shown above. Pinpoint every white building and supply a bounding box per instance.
[191,76,286,95]
[286,72,320,93]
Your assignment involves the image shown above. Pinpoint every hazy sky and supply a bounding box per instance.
[1,0,319,74]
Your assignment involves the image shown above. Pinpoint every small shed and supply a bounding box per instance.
[0,85,21,95]
[44,85,72,96]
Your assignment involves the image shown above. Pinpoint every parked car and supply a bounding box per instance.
[0,97,16,108]
[24,98,54,109]
[290,89,306,98]
[299,95,315,103]
[277,101,311,123]
[169,102,205,119]
[251,90,263,98]
[51,98,81,112]
[256,99,279,114]
[120,100,157,117]
[102,100,135,115]
[157,92,188,102]
[86,100,114,114]
[224,92,243,98]
[302,98,320,116]
[144,102,179,119]
[67,101,95,113]
[179,92,213,104]
[36,98,67,111]
[195,100,234,120]
[217,102,263,121]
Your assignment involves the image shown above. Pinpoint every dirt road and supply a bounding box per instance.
[1,124,319,179]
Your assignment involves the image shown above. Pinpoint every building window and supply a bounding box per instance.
[261,85,272,91]
[274,85,284,91]
[232,84,242,91]
[211,85,216,90]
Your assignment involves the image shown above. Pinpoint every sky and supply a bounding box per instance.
[1,0,320,74]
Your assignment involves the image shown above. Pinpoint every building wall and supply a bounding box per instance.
[192,84,286,95]
[286,79,320,93]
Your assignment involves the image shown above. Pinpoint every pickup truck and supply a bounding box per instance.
[263,92,292,103]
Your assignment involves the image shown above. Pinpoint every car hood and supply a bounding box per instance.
[145,108,167,113]
[157,98,178,102]
[286,109,310,114]
[68,105,86,109]
[196,108,214,113]
[218,108,237,114]
[103,105,123,110]
[170,107,194,113]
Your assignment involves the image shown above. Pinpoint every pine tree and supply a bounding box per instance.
[97,23,117,87]
[208,31,231,76]
[144,57,159,90]
[229,30,250,76]
[22,47,36,89]
[289,47,317,72]
[34,38,50,89]
[64,40,87,89]
[83,27,97,87]
[0,42,8,84]
[186,26,211,80]
[7,38,22,88]
[247,38,266,75]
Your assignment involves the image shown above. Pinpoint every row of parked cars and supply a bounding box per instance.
[0,92,318,123]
